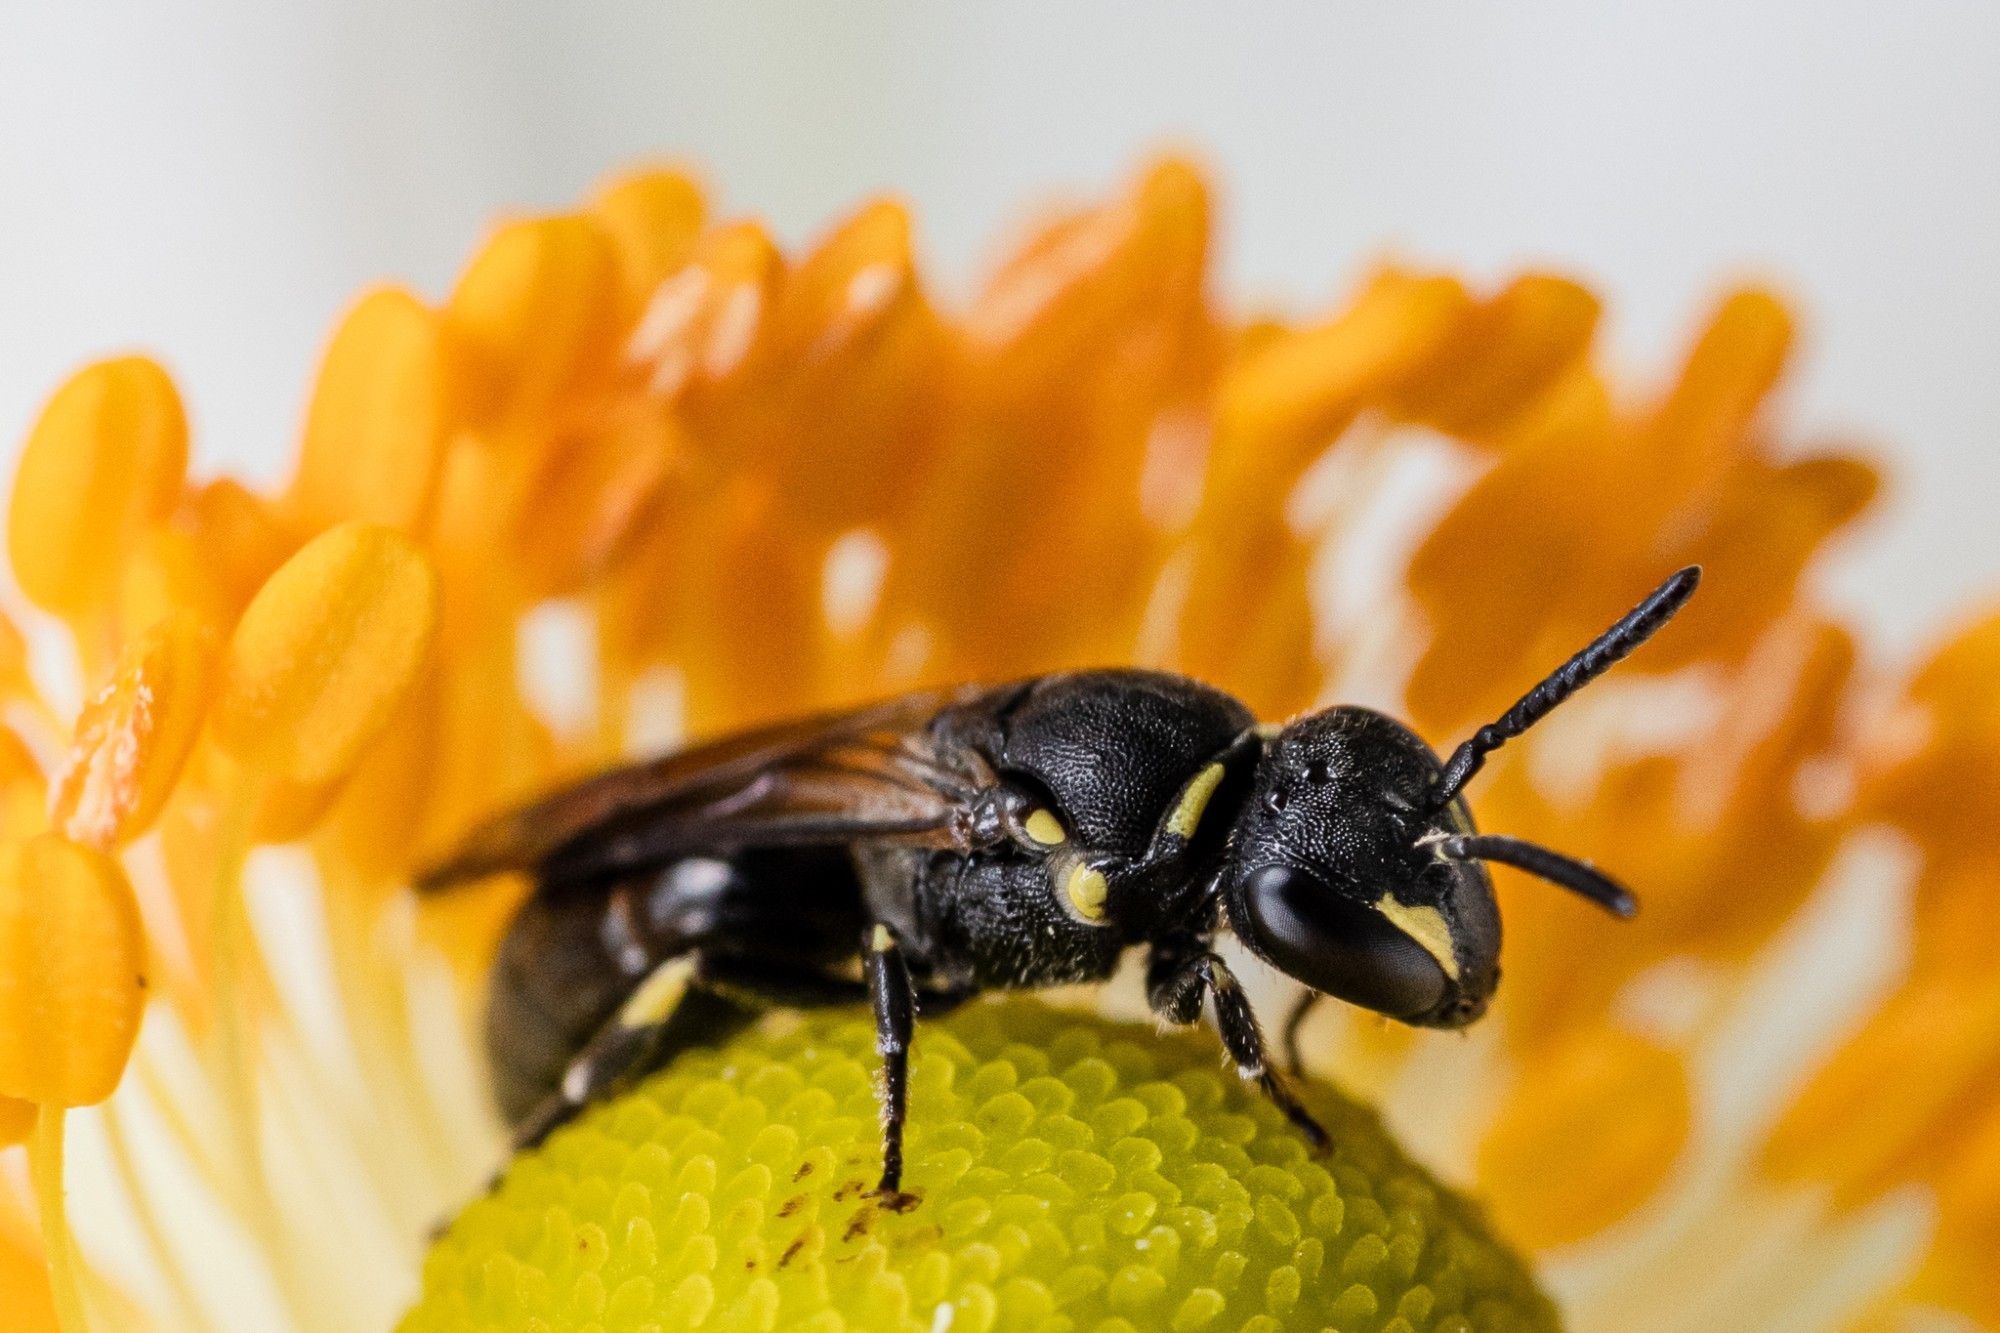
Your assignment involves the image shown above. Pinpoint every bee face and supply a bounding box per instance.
[1224,707,1501,1028]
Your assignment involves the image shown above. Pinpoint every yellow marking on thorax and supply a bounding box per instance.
[1166,762,1226,841]
[1375,896,1461,982]
[1024,808,1067,846]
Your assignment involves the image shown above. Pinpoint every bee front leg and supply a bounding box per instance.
[1146,944,1328,1151]
[863,923,923,1210]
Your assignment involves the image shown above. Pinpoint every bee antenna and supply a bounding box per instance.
[1429,565,1701,809]
[1433,833,1638,918]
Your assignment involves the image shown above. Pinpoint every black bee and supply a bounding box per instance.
[421,567,1699,1202]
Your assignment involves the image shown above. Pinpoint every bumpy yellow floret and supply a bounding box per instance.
[407,1000,1555,1332]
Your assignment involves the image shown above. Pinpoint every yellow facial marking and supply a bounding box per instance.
[619,958,695,1029]
[1024,808,1067,846]
[1166,762,1226,841]
[1375,895,1461,982]
[1066,863,1109,922]
[870,924,895,952]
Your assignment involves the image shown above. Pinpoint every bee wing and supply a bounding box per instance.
[415,687,992,892]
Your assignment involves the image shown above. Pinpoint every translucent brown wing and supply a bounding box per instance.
[415,687,996,892]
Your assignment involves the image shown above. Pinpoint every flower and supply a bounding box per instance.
[406,1002,1555,1332]
[0,155,1994,1330]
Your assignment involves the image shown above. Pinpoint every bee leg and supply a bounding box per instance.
[1146,945,1329,1152]
[511,954,703,1156]
[862,924,922,1210]
[1281,990,1324,1079]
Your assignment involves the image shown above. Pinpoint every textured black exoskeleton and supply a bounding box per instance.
[421,567,1700,1202]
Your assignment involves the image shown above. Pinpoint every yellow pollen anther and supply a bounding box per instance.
[1023,808,1067,846]
[1376,894,1461,981]
[0,833,147,1106]
[213,522,441,787]
[1167,762,1226,840]
[1066,863,1109,922]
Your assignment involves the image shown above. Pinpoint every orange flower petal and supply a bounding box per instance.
[0,728,46,843]
[289,287,453,534]
[1764,969,2000,1207]
[1478,1027,1691,1249]
[52,611,217,850]
[0,1212,57,1333]
[627,219,783,402]
[444,214,622,429]
[590,166,706,325]
[1644,286,1793,489]
[213,522,441,787]
[1211,266,1471,497]
[1388,273,1601,441]
[506,407,680,601]
[8,356,187,617]
[0,1096,31,1147]
[0,833,147,1106]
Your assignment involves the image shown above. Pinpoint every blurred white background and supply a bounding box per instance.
[4,1,1995,654]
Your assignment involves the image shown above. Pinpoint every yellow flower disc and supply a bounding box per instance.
[52,611,218,850]
[0,833,147,1106]
[8,356,188,617]
[409,1001,1555,1333]
[290,286,453,534]
[213,522,441,787]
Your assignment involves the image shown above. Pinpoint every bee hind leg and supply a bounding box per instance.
[513,950,891,1157]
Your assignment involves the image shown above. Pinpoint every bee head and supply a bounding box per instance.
[1223,707,1500,1028]
[1223,566,1698,1031]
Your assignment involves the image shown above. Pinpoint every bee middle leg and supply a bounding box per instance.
[1281,989,1325,1078]
[1146,943,1329,1151]
[860,924,974,1208]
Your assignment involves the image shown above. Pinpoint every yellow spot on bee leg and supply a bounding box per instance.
[1375,896,1461,982]
[870,924,896,952]
[1166,762,1226,841]
[618,957,696,1029]
[1065,862,1109,922]
[1023,808,1067,846]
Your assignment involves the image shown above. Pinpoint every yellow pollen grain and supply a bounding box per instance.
[1023,808,1066,846]
[1375,895,1460,981]
[1167,762,1226,840]
[1067,863,1109,921]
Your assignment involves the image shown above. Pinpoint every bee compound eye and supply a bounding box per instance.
[1235,864,1448,1021]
